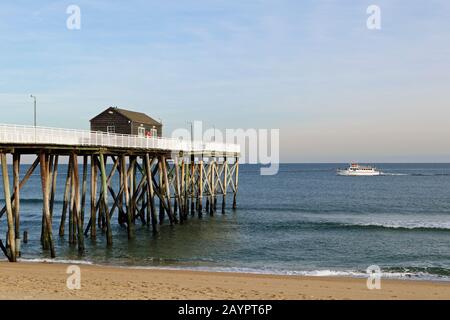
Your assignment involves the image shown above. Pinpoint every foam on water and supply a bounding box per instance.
[13,258,450,282]
[17,258,94,265]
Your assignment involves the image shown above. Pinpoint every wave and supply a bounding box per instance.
[382,266,450,277]
[18,258,94,265]
[0,198,64,204]
[336,222,450,232]
[267,220,450,232]
[14,258,450,281]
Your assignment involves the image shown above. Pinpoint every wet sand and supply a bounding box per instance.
[0,262,449,300]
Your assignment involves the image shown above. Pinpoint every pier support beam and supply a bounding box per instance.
[39,152,55,258]
[233,157,239,210]
[121,155,134,239]
[99,153,113,245]
[198,158,204,216]
[71,153,85,253]
[13,153,21,256]
[90,155,98,239]
[162,156,176,224]
[222,157,228,214]
[1,153,17,262]
[144,154,157,232]
[80,155,88,225]
[59,158,72,237]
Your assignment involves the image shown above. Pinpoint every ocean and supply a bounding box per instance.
[1,163,450,281]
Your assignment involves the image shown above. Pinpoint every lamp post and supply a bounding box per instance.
[186,121,193,151]
[30,95,36,127]
[30,95,36,142]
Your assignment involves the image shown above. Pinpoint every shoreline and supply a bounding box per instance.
[1,261,449,300]
[10,258,450,283]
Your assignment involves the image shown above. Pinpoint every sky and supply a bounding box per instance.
[1,0,449,162]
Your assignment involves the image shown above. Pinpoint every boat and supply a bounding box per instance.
[337,163,381,176]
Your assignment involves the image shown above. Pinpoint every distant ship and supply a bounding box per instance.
[337,163,381,176]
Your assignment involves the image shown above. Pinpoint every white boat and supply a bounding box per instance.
[337,163,381,176]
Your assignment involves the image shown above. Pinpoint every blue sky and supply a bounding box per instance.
[1,0,449,162]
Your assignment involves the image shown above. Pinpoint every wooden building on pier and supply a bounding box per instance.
[90,107,162,138]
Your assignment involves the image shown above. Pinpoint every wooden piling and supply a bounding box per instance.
[190,156,195,216]
[13,153,21,255]
[59,158,72,237]
[69,155,76,244]
[90,155,98,238]
[121,155,134,239]
[80,155,88,225]
[144,154,157,232]
[99,153,113,245]
[158,160,165,224]
[161,156,176,224]
[181,158,186,218]
[1,153,16,262]
[198,158,204,216]
[232,157,239,209]
[210,159,215,215]
[39,152,55,258]
[174,157,183,222]
[71,153,85,253]
[49,155,59,219]
[41,154,53,248]
[117,158,124,225]
[222,157,228,214]
[129,156,136,223]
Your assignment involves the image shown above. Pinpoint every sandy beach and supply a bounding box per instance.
[0,262,449,300]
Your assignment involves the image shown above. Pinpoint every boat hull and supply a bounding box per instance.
[337,170,381,176]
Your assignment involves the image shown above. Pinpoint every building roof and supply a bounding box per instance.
[92,107,162,126]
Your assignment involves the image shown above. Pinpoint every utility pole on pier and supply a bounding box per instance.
[30,95,37,143]
[187,121,194,151]
[30,95,36,127]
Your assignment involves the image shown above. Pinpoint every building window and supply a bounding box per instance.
[107,126,115,134]
[151,126,157,137]
[138,127,146,137]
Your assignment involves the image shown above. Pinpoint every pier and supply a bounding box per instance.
[0,123,240,262]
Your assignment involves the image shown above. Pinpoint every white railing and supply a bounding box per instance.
[0,124,240,155]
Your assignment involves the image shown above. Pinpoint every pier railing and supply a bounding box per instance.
[0,124,240,155]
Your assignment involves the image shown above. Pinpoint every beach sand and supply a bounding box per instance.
[0,262,449,300]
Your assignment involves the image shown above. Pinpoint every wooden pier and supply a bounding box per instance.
[0,124,240,262]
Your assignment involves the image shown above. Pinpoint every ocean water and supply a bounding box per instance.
[1,163,450,281]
